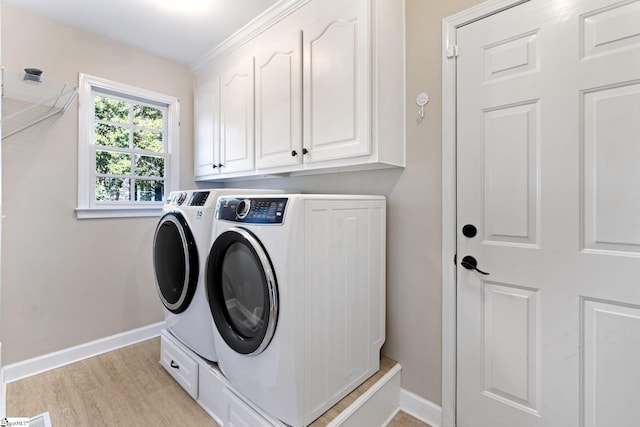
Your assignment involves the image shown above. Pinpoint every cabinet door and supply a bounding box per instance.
[194,78,220,178]
[255,30,303,170]
[220,56,255,174]
[302,0,370,163]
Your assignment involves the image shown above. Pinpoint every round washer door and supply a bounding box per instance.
[153,212,198,313]
[206,227,278,355]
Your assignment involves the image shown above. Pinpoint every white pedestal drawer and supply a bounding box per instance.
[159,333,199,399]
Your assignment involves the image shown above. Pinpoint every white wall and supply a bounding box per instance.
[392,0,484,403]
[0,7,194,364]
[0,0,488,408]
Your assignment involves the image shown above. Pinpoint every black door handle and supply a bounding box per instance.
[170,360,179,369]
[461,256,490,275]
[291,150,298,157]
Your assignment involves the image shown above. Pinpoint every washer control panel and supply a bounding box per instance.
[217,197,288,224]
[173,192,188,206]
[167,191,211,207]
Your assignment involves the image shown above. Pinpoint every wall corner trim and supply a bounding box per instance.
[3,322,164,383]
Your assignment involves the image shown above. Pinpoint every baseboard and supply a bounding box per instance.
[3,322,164,383]
[400,389,442,427]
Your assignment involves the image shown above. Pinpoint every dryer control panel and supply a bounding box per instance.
[217,197,288,224]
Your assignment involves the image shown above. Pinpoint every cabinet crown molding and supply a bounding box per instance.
[190,0,312,72]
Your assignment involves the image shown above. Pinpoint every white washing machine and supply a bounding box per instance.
[205,194,386,426]
[152,188,281,362]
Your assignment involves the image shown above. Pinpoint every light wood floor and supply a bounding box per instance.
[6,338,430,426]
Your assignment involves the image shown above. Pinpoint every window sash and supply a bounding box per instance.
[90,145,168,204]
[90,96,168,205]
[77,73,180,218]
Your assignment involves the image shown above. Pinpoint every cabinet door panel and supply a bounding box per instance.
[303,0,370,163]
[220,57,255,174]
[255,31,303,170]
[194,79,220,178]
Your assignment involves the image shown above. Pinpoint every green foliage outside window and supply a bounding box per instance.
[95,96,128,123]
[93,95,166,202]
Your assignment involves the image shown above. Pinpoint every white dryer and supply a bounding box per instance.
[205,194,386,426]
[153,189,281,362]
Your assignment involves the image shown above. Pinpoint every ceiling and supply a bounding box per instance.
[2,0,281,66]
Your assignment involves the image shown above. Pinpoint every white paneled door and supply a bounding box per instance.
[456,0,640,426]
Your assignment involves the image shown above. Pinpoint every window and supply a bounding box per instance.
[77,74,179,218]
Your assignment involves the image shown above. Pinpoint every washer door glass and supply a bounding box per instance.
[207,227,278,355]
[153,212,198,313]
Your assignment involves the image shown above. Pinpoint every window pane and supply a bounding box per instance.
[96,177,131,201]
[136,155,165,177]
[95,96,129,123]
[95,123,129,148]
[84,77,175,211]
[133,105,163,129]
[135,179,165,201]
[96,151,131,175]
[134,130,163,152]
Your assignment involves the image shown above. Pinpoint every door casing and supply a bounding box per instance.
[441,1,530,426]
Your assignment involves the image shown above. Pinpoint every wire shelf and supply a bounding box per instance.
[1,68,78,140]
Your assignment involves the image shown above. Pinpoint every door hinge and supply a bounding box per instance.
[446,44,459,59]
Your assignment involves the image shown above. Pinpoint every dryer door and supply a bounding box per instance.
[153,212,199,313]
[206,227,278,355]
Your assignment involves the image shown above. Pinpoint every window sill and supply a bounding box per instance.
[75,206,163,219]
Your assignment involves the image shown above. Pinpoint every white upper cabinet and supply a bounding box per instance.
[193,0,405,181]
[219,53,255,174]
[193,77,221,178]
[301,0,370,164]
[254,29,303,170]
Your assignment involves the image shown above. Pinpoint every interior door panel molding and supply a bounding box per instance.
[442,2,529,425]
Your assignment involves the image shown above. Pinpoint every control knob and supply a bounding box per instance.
[176,192,188,205]
[236,199,251,219]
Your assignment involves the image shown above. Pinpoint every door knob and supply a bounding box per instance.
[461,255,490,275]
[462,224,477,238]
[302,148,308,155]
[291,150,298,157]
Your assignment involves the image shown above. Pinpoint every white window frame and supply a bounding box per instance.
[76,73,180,219]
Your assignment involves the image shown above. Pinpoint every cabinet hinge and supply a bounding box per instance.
[446,44,459,59]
